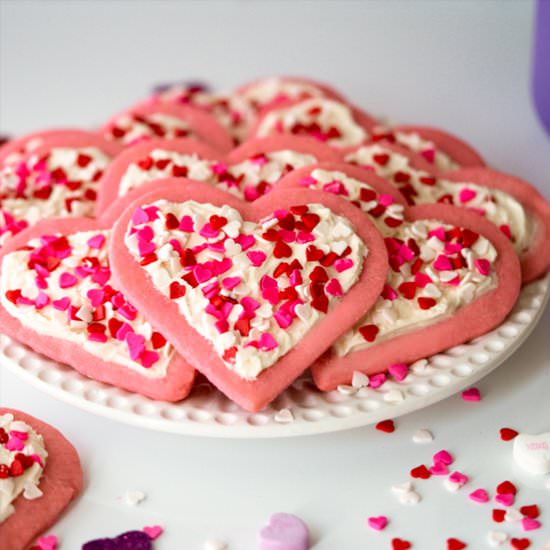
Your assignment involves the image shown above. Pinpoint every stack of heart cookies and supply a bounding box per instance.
[0,77,548,412]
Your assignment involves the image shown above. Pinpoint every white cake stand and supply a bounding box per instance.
[1,274,548,438]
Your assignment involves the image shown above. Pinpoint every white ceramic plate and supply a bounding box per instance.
[1,274,548,438]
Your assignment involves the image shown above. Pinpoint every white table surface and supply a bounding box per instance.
[0,1,549,548]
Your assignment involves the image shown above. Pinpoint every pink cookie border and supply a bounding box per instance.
[311,203,522,390]
[0,408,82,550]
[0,129,123,167]
[444,167,550,283]
[100,101,234,153]
[109,180,389,411]
[391,124,486,169]
[0,193,196,402]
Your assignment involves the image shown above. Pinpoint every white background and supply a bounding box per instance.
[0,1,549,548]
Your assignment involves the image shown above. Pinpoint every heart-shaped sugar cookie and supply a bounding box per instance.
[370,124,485,171]
[110,181,388,411]
[249,97,377,149]
[0,408,82,550]
[0,130,122,248]
[97,135,340,214]
[277,163,521,389]
[0,193,195,401]
[344,141,550,282]
[101,100,233,152]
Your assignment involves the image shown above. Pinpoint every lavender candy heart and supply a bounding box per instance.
[82,530,152,550]
[258,513,310,550]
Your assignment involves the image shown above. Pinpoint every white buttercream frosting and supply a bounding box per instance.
[0,413,48,523]
[125,200,366,379]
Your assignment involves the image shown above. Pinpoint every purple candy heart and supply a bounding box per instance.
[151,80,211,96]
[258,513,310,550]
[82,530,152,550]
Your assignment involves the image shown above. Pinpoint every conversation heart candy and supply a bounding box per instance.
[258,513,310,550]
[513,432,550,475]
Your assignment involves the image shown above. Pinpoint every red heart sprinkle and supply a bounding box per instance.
[497,480,517,495]
[492,509,506,523]
[376,419,395,433]
[359,324,379,342]
[391,538,412,550]
[373,153,390,166]
[410,465,431,479]
[510,538,530,550]
[499,428,518,441]
[209,215,227,230]
[447,538,467,550]
[519,505,539,519]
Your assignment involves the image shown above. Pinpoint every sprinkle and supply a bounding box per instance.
[247,250,267,266]
[469,489,490,503]
[388,363,408,381]
[412,429,434,444]
[391,538,412,550]
[337,384,357,396]
[59,272,77,288]
[36,535,58,550]
[495,493,514,507]
[521,518,541,531]
[446,538,467,550]
[461,387,481,402]
[433,450,454,465]
[376,419,395,433]
[124,490,146,507]
[458,188,477,203]
[143,525,163,540]
[410,465,431,479]
[274,408,294,424]
[369,373,386,388]
[474,258,491,276]
[367,515,388,531]
[500,428,518,441]
[87,234,106,249]
[486,531,508,547]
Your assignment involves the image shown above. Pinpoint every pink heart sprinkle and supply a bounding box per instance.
[430,462,449,476]
[459,188,477,203]
[6,436,24,451]
[495,493,514,507]
[37,534,58,550]
[474,258,491,276]
[433,255,453,271]
[179,215,194,231]
[521,517,541,531]
[334,258,354,272]
[433,450,454,466]
[388,363,408,381]
[448,471,469,486]
[59,272,77,289]
[247,250,267,267]
[367,515,388,531]
[126,332,145,361]
[469,489,489,503]
[325,278,343,297]
[369,373,386,389]
[87,234,105,249]
[462,388,481,402]
[143,525,163,540]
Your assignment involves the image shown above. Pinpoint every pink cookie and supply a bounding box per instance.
[236,75,348,115]
[248,97,377,149]
[258,513,310,550]
[0,130,122,249]
[308,203,521,390]
[371,124,485,170]
[100,101,233,152]
[109,181,388,411]
[0,192,195,401]
[0,128,111,168]
[344,141,550,283]
[96,135,340,213]
[444,167,550,283]
[0,408,82,550]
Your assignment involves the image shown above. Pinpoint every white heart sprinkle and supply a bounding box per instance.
[391,482,413,494]
[203,539,228,550]
[504,508,523,523]
[410,359,428,372]
[124,490,146,506]
[337,385,357,396]
[23,482,43,500]
[513,432,550,475]
[443,478,460,493]
[412,429,434,444]
[274,408,293,424]
[398,490,421,505]
[487,530,508,547]
[351,371,369,389]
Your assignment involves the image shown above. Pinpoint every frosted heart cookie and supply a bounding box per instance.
[249,97,377,149]
[370,124,485,171]
[344,142,550,282]
[97,135,340,213]
[110,181,388,411]
[150,82,256,145]
[101,101,233,152]
[0,195,195,401]
[0,131,122,249]
[236,76,347,114]
[313,205,521,389]
[0,408,82,550]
